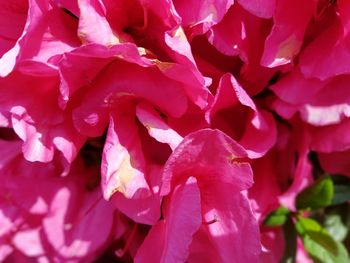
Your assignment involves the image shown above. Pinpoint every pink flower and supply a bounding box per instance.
[0,65,86,163]
[0,0,80,77]
[270,66,350,154]
[0,138,118,262]
[261,0,316,67]
[60,43,209,224]
[237,0,276,19]
[172,0,234,37]
[207,3,278,95]
[207,73,276,158]
[318,150,350,177]
[136,129,261,262]
[271,68,350,127]
[299,0,350,80]
[259,227,285,263]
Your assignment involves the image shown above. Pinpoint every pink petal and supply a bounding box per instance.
[300,19,350,80]
[12,228,44,257]
[270,67,326,105]
[318,150,350,177]
[43,188,115,261]
[173,0,234,34]
[249,156,281,222]
[135,176,202,263]
[200,184,261,262]
[101,113,149,200]
[299,75,350,126]
[161,129,253,196]
[309,118,350,152]
[136,102,183,150]
[78,0,119,46]
[237,0,276,19]
[73,58,189,137]
[0,0,28,57]
[208,74,276,158]
[279,148,313,211]
[1,0,80,76]
[261,0,316,67]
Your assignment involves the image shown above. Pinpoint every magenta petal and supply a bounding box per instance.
[270,68,325,105]
[319,150,350,177]
[73,58,190,137]
[249,156,281,222]
[173,0,233,32]
[309,118,350,153]
[162,177,201,262]
[237,0,276,19]
[261,0,316,67]
[78,0,119,46]
[43,188,115,261]
[208,74,276,158]
[201,189,261,262]
[279,149,313,211]
[101,114,149,200]
[299,75,350,126]
[12,228,44,257]
[134,221,166,263]
[1,0,80,76]
[300,19,350,80]
[161,129,253,196]
[136,102,183,150]
[135,176,202,263]
[11,111,54,163]
[0,0,28,57]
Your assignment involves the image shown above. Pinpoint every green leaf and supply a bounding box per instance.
[324,205,350,242]
[331,175,350,205]
[296,176,334,211]
[296,217,350,263]
[264,206,290,227]
[324,214,348,242]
